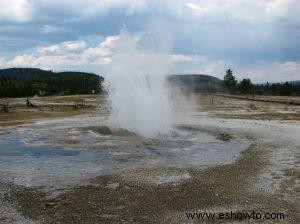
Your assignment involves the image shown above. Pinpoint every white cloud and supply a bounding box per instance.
[9,54,35,66]
[0,0,149,23]
[0,33,196,71]
[240,61,300,82]
[37,41,86,54]
[185,2,220,17]
[83,35,124,59]
[171,54,206,62]
[0,57,6,67]
[1,31,299,83]
[1,0,299,24]
[185,0,299,23]
[37,0,150,18]
[0,0,34,22]
[41,0,297,22]
[7,54,81,69]
[1,33,140,70]
[184,60,227,77]
[265,0,294,17]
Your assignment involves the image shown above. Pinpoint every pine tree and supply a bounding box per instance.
[239,78,253,94]
[223,69,237,93]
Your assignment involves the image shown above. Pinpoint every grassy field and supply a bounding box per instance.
[199,94,300,120]
[0,95,102,127]
[1,94,300,127]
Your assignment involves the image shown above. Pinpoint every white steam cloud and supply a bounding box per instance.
[104,30,172,137]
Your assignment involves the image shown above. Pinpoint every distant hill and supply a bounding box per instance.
[168,74,222,93]
[0,68,103,97]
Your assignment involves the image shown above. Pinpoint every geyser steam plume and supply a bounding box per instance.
[104,31,172,137]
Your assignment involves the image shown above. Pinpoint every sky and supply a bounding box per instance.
[0,0,299,82]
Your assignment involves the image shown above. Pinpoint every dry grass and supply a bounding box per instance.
[217,112,300,120]
[197,95,300,121]
[0,104,97,127]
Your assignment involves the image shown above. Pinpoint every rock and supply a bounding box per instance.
[95,126,112,135]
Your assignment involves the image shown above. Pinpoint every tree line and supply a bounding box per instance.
[0,68,104,97]
[223,69,299,96]
[0,68,299,97]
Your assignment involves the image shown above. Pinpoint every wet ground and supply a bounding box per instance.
[0,95,299,223]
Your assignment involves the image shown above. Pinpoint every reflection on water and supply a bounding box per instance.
[0,137,79,157]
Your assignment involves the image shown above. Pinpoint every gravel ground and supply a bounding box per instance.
[0,95,299,223]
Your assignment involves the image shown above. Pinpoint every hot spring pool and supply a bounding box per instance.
[0,116,250,195]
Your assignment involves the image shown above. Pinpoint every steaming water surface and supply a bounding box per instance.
[0,116,250,195]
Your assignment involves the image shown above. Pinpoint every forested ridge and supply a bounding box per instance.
[0,68,103,97]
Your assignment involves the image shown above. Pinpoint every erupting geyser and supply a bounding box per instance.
[105,31,172,137]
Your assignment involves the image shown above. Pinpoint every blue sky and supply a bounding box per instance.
[0,0,299,82]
